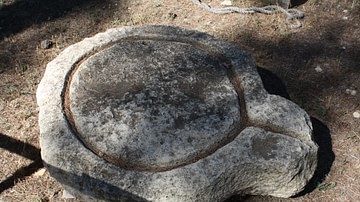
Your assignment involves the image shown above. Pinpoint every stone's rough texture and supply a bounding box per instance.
[37,25,318,202]
[70,40,240,171]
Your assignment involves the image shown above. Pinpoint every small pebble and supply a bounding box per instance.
[205,21,212,25]
[183,19,190,24]
[346,89,357,96]
[167,12,177,20]
[40,39,53,49]
[353,111,360,119]
[342,16,348,20]
[221,0,233,6]
[315,65,323,72]
[33,168,46,177]
[62,190,75,199]
[343,10,349,13]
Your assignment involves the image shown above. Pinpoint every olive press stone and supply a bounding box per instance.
[37,25,318,201]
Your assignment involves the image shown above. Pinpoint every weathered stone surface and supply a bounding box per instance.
[37,25,318,202]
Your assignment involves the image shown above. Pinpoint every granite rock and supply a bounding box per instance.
[37,25,318,201]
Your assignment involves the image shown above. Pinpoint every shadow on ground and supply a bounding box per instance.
[295,117,334,196]
[0,0,115,40]
[0,133,43,194]
[231,19,360,100]
[291,0,308,7]
[0,0,129,74]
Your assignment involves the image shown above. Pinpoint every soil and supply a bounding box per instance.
[0,0,359,201]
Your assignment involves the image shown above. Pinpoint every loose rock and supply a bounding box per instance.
[40,39,53,49]
[346,89,357,96]
[33,168,46,177]
[62,190,75,199]
[221,0,233,6]
[353,111,360,119]
[167,12,177,20]
[315,65,323,72]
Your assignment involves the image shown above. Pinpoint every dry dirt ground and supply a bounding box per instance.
[0,0,359,201]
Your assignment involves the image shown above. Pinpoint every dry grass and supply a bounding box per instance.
[1,0,359,201]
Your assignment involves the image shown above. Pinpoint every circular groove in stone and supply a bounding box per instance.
[65,38,242,171]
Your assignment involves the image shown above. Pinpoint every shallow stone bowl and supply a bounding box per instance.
[37,25,318,202]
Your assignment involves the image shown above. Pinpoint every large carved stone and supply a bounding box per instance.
[37,25,318,201]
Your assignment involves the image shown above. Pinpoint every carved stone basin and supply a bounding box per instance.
[37,25,318,202]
